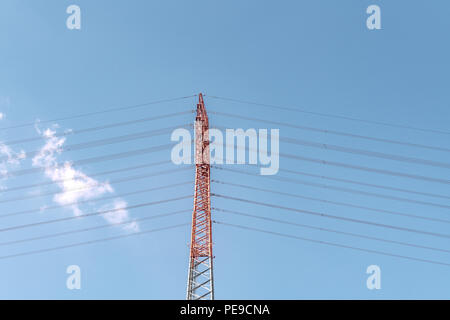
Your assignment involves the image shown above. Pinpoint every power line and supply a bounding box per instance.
[0,195,191,233]
[0,95,196,132]
[212,143,450,185]
[0,223,190,260]
[210,114,450,155]
[280,136,450,170]
[1,160,172,194]
[213,166,450,210]
[0,209,190,247]
[213,208,450,254]
[212,193,450,239]
[5,141,189,178]
[3,111,193,148]
[281,168,450,201]
[279,152,450,185]
[0,180,193,219]
[212,180,450,224]
[0,167,192,205]
[213,123,450,172]
[206,95,450,137]
[213,221,450,268]
[1,124,191,164]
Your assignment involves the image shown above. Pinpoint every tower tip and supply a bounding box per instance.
[198,93,204,105]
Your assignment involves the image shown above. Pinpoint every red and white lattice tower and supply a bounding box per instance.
[186,93,214,300]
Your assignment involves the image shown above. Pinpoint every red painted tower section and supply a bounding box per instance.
[186,93,214,300]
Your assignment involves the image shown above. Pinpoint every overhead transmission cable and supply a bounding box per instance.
[213,166,450,210]
[0,167,193,205]
[0,195,191,233]
[213,208,450,254]
[0,223,190,260]
[209,112,450,153]
[0,95,196,132]
[4,140,192,178]
[278,151,450,185]
[1,160,172,194]
[0,209,190,247]
[212,180,450,224]
[1,124,192,164]
[210,142,450,185]
[212,193,450,240]
[213,221,450,268]
[279,136,450,170]
[206,95,450,137]
[212,123,450,171]
[3,111,193,147]
[280,168,450,201]
[0,180,193,219]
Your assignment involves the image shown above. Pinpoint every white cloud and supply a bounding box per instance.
[0,105,26,182]
[0,143,25,165]
[32,126,138,231]
[0,140,26,180]
[101,199,139,232]
[32,128,112,216]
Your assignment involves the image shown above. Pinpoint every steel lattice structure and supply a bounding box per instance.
[186,93,215,300]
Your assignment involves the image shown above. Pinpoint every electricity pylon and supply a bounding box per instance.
[186,93,215,300]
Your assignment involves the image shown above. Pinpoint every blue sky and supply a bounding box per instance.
[0,0,450,299]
